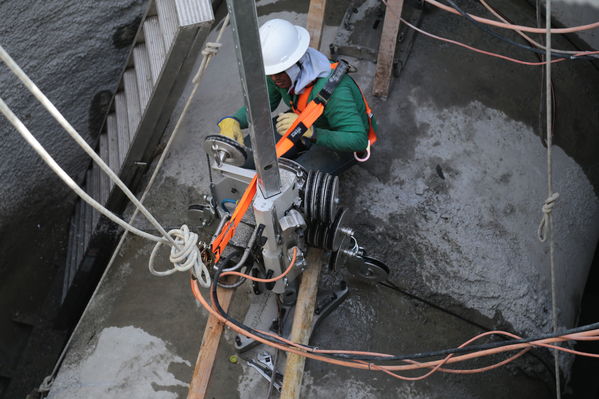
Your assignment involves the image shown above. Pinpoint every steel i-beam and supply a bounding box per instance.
[225,0,281,198]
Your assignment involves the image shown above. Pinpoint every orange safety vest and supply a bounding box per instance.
[289,64,377,148]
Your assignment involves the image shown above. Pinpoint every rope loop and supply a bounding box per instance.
[537,192,560,242]
[201,42,222,57]
[149,225,211,287]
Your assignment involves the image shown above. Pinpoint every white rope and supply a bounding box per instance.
[540,0,561,396]
[0,44,175,246]
[537,192,559,242]
[0,97,162,243]
[148,225,211,286]
[0,15,231,289]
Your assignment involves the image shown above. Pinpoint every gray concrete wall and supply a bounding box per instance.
[0,1,146,396]
[0,1,146,228]
[552,1,599,50]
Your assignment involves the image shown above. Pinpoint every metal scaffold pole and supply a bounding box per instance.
[225,0,281,198]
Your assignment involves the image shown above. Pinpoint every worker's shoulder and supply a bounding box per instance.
[312,73,359,96]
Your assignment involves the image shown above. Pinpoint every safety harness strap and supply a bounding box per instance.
[211,61,350,262]
[291,65,377,148]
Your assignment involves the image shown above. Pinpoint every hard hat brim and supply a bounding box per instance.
[263,25,310,76]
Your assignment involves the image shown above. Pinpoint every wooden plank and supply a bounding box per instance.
[280,248,323,399]
[306,0,327,50]
[372,0,404,99]
[187,286,235,399]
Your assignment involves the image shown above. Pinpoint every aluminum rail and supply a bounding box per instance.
[225,0,281,198]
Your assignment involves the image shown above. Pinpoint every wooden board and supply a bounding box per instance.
[187,286,235,399]
[280,248,324,399]
[372,0,404,99]
[306,0,328,49]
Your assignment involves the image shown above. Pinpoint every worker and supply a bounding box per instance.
[217,18,377,175]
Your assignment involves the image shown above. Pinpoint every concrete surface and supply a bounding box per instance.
[47,0,599,397]
[551,1,599,50]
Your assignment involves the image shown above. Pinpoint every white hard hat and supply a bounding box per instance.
[259,19,310,75]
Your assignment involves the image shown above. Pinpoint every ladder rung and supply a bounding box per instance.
[133,44,153,111]
[83,169,94,252]
[106,114,119,188]
[175,0,213,27]
[91,162,101,227]
[63,212,77,300]
[123,69,142,141]
[114,92,130,167]
[99,133,110,205]
[156,0,178,51]
[143,16,166,83]
[74,199,86,273]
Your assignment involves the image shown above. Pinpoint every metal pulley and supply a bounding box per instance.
[204,135,249,166]
[330,235,390,283]
[302,170,339,224]
[278,158,307,188]
[306,208,351,251]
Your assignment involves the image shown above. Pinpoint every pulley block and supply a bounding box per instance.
[330,235,390,283]
[204,135,248,166]
[302,170,339,224]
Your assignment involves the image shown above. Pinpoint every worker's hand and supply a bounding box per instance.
[275,112,314,139]
[218,117,244,144]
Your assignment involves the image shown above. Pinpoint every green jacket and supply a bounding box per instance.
[232,71,376,152]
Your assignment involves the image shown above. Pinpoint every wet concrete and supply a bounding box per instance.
[47,0,599,397]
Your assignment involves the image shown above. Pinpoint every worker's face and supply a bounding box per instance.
[269,71,292,89]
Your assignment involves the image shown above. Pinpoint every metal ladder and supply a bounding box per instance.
[61,0,214,306]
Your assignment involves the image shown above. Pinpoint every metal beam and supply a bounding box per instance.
[226,0,281,198]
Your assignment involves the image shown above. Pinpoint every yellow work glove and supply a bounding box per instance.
[275,112,314,139]
[217,117,244,144]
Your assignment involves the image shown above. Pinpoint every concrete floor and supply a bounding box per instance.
[47,0,599,397]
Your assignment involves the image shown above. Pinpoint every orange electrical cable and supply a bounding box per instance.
[422,0,599,34]
[361,331,529,380]
[220,247,297,283]
[191,278,599,377]
[400,18,599,66]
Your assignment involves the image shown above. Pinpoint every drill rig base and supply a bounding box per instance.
[234,278,349,353]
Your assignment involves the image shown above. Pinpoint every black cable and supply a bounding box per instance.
[265,297,282,399]
[443,0,599,61]
[209,260,308,350]
[379,280,556,380]
[330,321,599,362]
[207,266,599,365]
[380,280,490,331]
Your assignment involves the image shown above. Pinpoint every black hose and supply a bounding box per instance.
[207,266,599,365]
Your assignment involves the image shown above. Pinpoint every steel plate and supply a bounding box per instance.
[203,135,247,166]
